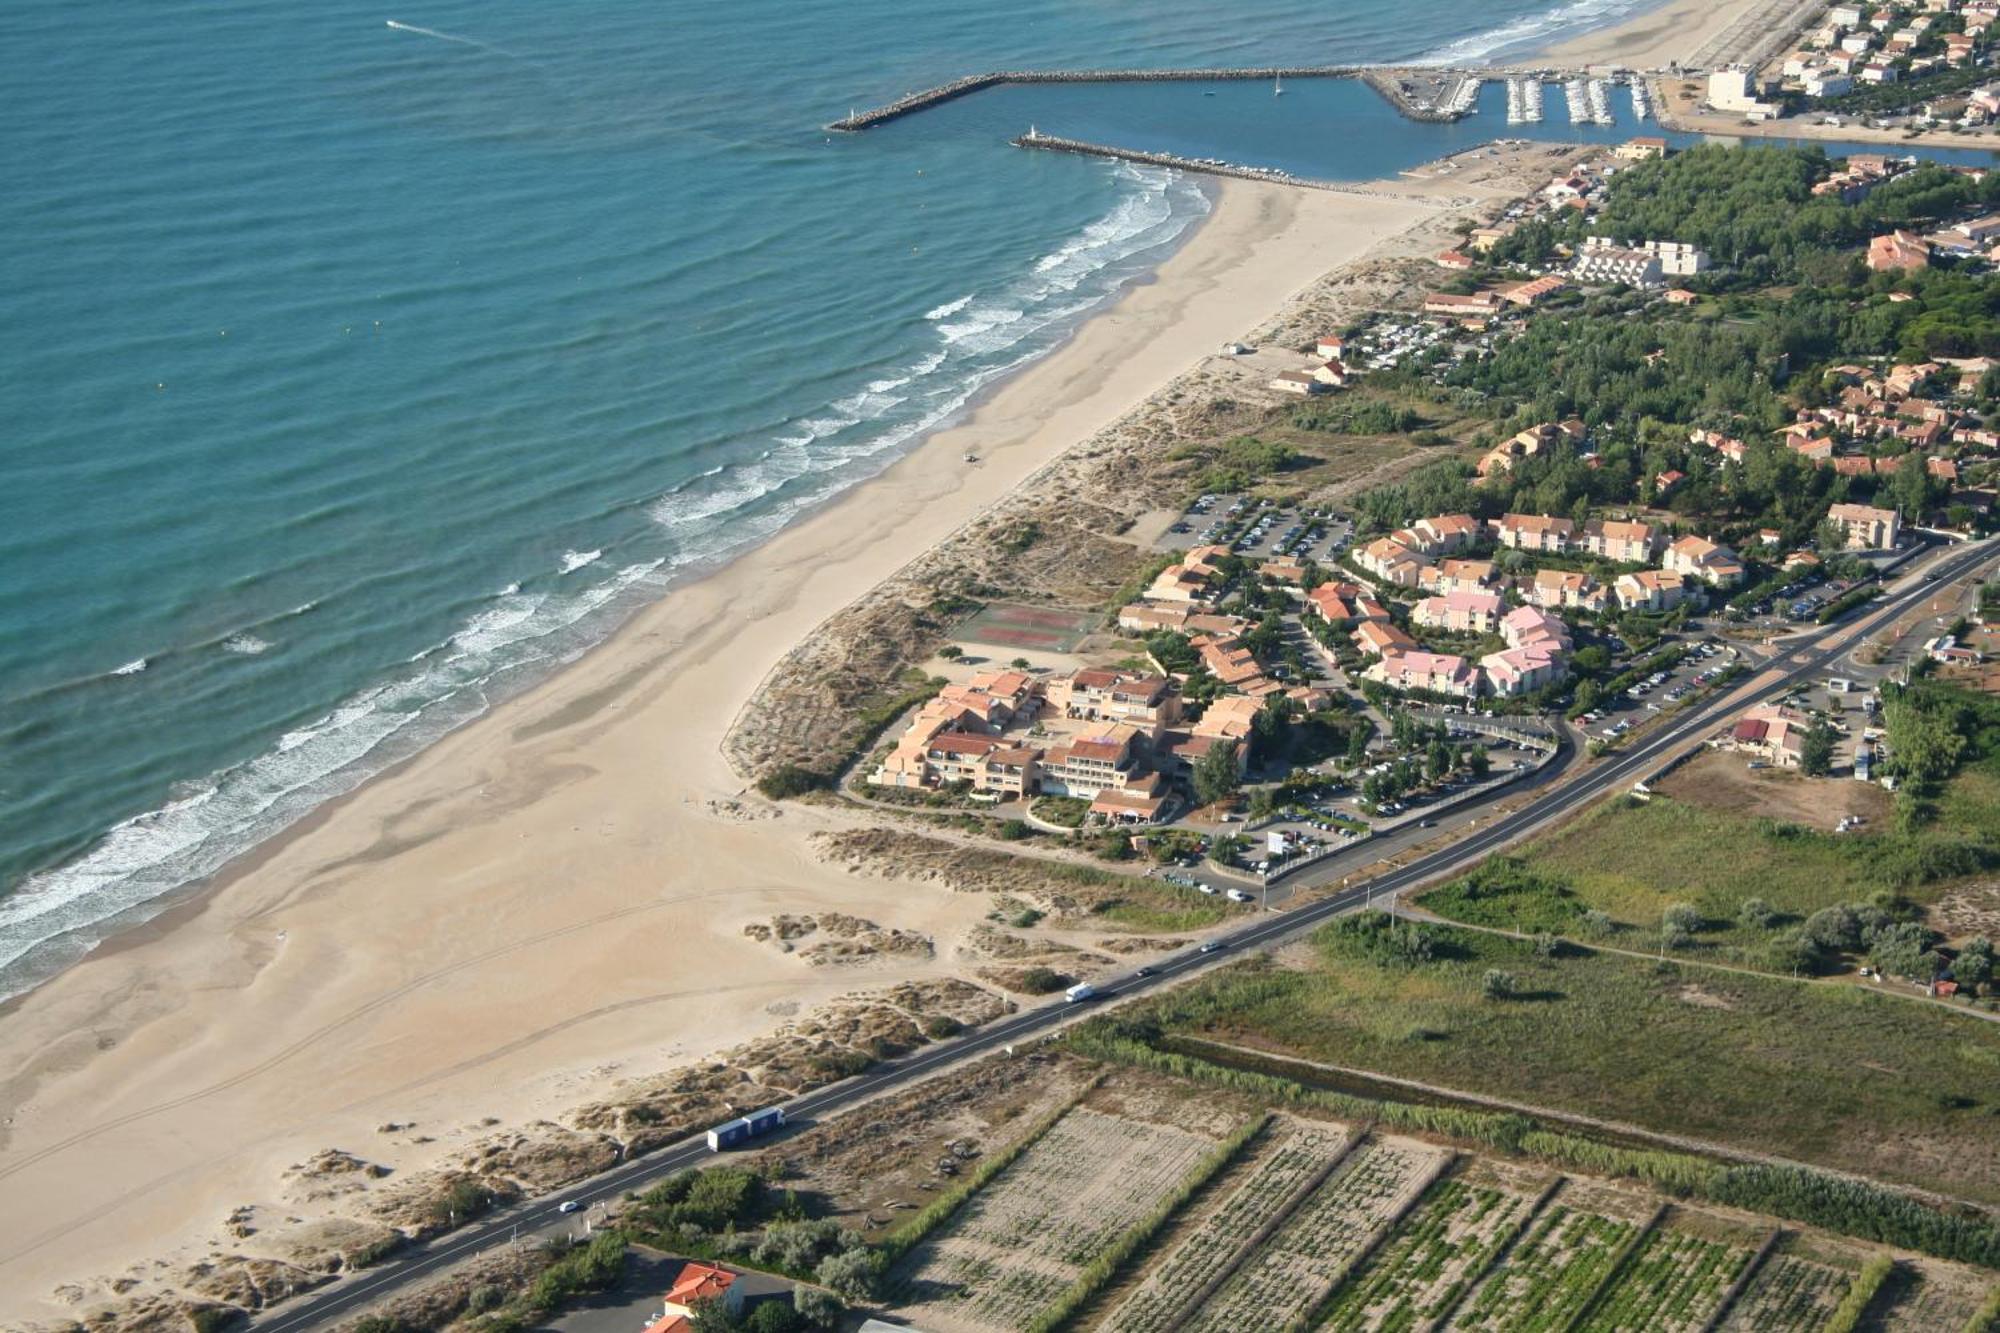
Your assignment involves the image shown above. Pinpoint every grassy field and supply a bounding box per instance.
[1419,781,2000,968]
[1145,917,2000,1206]
[1421,679,2000,970]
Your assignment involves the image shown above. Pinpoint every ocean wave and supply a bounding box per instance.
[1414,0,1641,65]
[648,162,1206,550]
[111,657,149,676]
[0,159,1212,1005]
[222,634,271,655]
[0,556,669,997]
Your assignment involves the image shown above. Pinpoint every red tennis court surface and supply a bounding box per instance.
[953,601,1101,653]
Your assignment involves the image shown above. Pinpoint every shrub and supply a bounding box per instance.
[1803,905,1860,951]
[1738,897,1778,929]
[1018,966,1068,994]
[793,1286,843,1328]
[1663,902,1705,933]
[757,765,827,800]
[747,1302,805,1333]
[1322,911,1444,967]
[630,1167,766,1235]
[1481,969,1517,1000]
[525,1232,628,1313]
[814,1246,884,1301]
[1422,858,1583,933]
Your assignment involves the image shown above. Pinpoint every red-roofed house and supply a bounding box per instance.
[1354,536,1430,587]
[1614,569,1688,611]
[1353,620,1417,658]
[1501,275,1569,307]
[1525,568,1608,613]
[1869,229,1932,270]
[1306,582,1355,622]
[1408,512,1483,554]
[1662,535,1746,587]
[1501,604,1572,653]
[1578,518,1661,563]
[1413,588,1506,633]
[1419,558,1499,594]
[1048,669,1182,725]
[1492,513,1575,553]
[645,1262,742,1333]
[1482,643,1565,696]
[1366,649,1480,698]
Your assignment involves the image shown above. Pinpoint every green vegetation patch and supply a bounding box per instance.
[1129,917,2000,1207]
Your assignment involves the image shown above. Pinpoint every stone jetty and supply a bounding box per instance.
[832,66,1370,131]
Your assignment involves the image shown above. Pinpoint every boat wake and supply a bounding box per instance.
[383,18,519,58]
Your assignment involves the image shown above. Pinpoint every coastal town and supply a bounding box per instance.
[15,5,2000,1333]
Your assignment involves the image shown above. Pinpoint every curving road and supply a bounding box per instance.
[252,536,1995,1333]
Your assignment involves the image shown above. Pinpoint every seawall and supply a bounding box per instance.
[835,65,1440,131]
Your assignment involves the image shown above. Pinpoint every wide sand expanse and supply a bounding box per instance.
[1535,0,1780,68]
[0,177,1439,1321]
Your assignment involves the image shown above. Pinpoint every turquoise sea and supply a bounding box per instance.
[1,0,1990,999]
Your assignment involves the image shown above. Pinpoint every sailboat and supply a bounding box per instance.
[1274,74,1285,96]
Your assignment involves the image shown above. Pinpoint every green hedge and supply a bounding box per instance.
[1825,1255,1895,1333]
[1817,584,1879,625]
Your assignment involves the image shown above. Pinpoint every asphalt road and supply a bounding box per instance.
[252,536,1996,1333]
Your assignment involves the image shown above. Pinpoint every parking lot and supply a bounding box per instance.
[1155,493,1353,567]
[1150,729,1551,908]
[1575,637,1739,742]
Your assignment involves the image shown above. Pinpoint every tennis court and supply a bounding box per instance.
[953,601,1101,652]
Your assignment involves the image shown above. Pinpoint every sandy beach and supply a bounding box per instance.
[1533,0,1797,69]
[0,176,1455,1324]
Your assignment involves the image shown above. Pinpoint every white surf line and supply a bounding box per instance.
[384,19,516,57]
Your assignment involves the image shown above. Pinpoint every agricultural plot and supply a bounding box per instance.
[1576,1223,1752,1333]
[1316,1162,1553,1333]
[1180,1138,1449,1333]
[1447,1202,1641,1332]
[1872,1260,1993,1330]
[1101,1117,1352,1333]
[887,1107,1216,1333]
[1717,1253,1854,1333]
